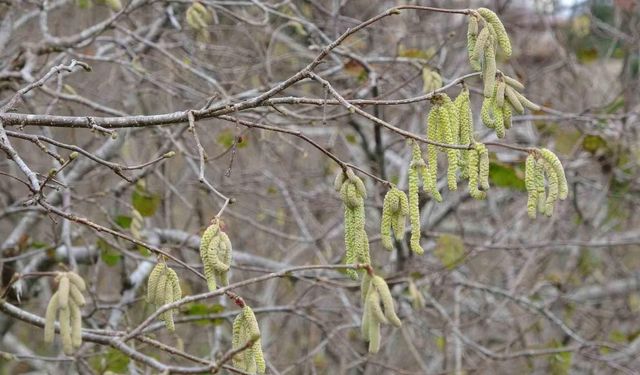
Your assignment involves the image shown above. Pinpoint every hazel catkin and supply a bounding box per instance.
[360,274,402,353]
[232,306,266,374]
[43,272,86,355]
[477,8,512,57]
[337,169,370,279]
[146,262,182,331]
[381,187,409,251]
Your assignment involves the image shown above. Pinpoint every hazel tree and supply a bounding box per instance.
[0,1,639,374]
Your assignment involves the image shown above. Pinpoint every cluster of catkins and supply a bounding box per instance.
[467,8,540,139]
[185,2,212,30]
[335,168,371,280]
[482,72,540,138]
[380,186,409,252]
[467,143,490,200]
[185,2,213,41]
[340,6,570,354]
[44,272,86,355]
[199,218,232,291]
[146,262,182,331]
[525,149,568,218]
[334,168,405,352]
[422,87,484,201]
[467,8,511,97]
[360,274,402,353]
[232,306,266,374]
[142,216,267,373]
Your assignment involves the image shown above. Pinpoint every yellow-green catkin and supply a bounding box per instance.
[59,306,72,354]
[442,96,460,191]
[70,302,82,348]
[186,2,212,30]
[199,218,232,291]
[455,87,473,179]
[515,89,541,111]
[505,85,524,114]
[425,108,441,200]
[392,190,409,244]
[471,26,489,71]
[524,154,539,219]
[496,80,505,108]
[337,169,370,279]
[232,306,266,374]
[541,159,559,216]
[483,44,497,98]
[540,148,568,200]
[427,94,459,194]
[481,94,495,129]
[468,144,487,200]
[477,144,490,191]
[361,274,401,353]
[477,8,512,57]
[467,15,481,71]
[44,272,86,355]
[492,95,506,138]
[147,262,181,331]
[481,77,512,138]
[523,149,567,219]
[535,159,546,214]
[371,275,402,327]
[58,276,70,308]
[381,187,408,251]
[44,293,59,344]
[504,75,525,90]
[503,102,512,129]
[408,144,425,255]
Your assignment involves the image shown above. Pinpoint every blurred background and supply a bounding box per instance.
[0,0,639,374]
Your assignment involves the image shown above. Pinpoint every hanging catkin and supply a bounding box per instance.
[146,262,182,331]
[380,186,409,251]
[483,44,497,98]
[426,94,460,196]
[467,14,481,71]
[541,159,559,216]
[360,275,402,353]
[455,87,473,179]
[199,218,233,291]
[425,106,441,200]
[186,2,212,31]
[540,148,568,200]
[477,144,490,191]
[523,149,568,218]
[442,95,460,190]
[524,154,539,219]
[408,142,426,255]
[535,158,547,214]
[504,75,525,90]
[231,305,266,374]
[336,168,370,279]
[466,9,541,139]
[467,144,488,200]
[44,272,86,355]
[470,26,489,71]
[480,72,539,138]
[476,8,512,57]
